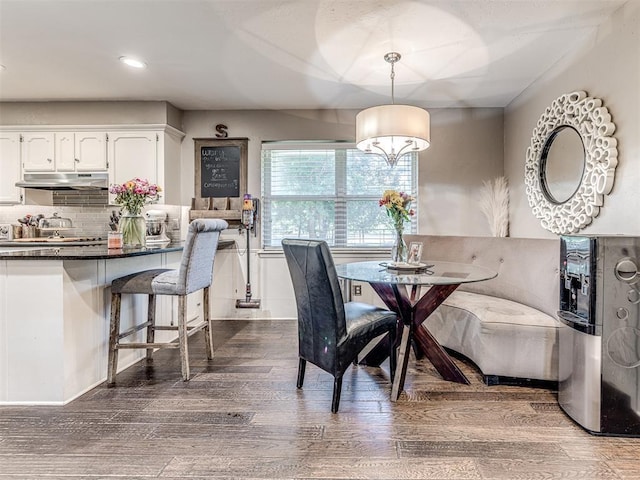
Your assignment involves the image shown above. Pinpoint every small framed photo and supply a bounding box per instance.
[407,242,423,265]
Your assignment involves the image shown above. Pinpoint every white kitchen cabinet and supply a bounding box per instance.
[21,132,55,171]
[54,132,76,171]
[108,128,183,204]
[22,131,107,172]
[0,133,22,204]
[4,125,182,203]
[108,131,158,186]
[74,132,107,171]
[58,131,108,171]
[0,250,182,405]
[187,290,203,322]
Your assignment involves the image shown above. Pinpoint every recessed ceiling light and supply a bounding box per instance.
[119,56,147,69]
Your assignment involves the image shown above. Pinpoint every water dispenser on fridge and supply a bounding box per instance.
[558,235,640,436]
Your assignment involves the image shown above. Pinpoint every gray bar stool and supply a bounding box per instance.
[107,218,228,385]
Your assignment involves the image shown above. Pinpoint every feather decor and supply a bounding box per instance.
[479,176,509,237]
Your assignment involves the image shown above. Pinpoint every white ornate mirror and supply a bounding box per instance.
[525,91,618,235]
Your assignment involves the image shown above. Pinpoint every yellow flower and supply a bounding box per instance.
[379,189,415,231]
[109,178,161,216]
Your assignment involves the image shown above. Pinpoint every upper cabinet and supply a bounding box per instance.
[57,132,107,171]
[21,132,55,171]
[0,132,22,204]
[3,125,184,205]
[23,131,107,172]
[108,128,183,205]
[107,131,157,186]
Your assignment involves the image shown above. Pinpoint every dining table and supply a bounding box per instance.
[335,260,497,401]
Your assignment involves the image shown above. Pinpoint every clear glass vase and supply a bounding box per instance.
[391,228,408,263]
[119,214,146,248]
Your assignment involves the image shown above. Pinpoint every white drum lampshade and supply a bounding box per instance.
[356,104,430,167]
[355,52,431,167]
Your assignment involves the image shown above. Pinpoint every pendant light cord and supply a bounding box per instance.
[390,61,395,104]
[384,51,400,105]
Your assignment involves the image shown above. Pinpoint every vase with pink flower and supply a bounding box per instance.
[109,178,161,247]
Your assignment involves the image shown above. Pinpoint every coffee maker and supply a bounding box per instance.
[144,209,169,244]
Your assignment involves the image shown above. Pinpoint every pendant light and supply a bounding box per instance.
[355,52,430,167]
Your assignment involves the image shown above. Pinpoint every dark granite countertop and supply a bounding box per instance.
[0,239,235,260]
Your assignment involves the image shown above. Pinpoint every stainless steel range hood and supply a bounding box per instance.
[16,172,109,190]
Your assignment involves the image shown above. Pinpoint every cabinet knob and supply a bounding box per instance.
[74,158,80,163]
[47,158,52,163]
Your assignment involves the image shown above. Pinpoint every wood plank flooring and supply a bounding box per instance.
[1,319,639,479]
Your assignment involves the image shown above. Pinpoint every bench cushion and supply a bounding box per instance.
[425,291,559,381]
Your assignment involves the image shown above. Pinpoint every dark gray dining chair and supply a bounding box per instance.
[107,218,228,385]
[282,238,398,413]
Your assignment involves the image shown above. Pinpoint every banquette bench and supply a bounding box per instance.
[404,235,560,385]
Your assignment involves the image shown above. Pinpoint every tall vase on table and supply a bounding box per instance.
[391,222,408,263]
[379,189,415,264]
[109,177,161,248]
[118,213,146,248]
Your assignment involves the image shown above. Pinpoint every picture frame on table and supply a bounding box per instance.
[408,242,423,265]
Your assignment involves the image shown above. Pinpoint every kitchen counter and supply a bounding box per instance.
[0,238,235,405]
[0,239,234,259]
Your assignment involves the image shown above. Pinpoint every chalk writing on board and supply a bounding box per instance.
[200,146,240,197]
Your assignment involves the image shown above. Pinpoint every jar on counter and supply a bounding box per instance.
[108,232,123,249]
[11,225,23,239]
[22,225,38,238]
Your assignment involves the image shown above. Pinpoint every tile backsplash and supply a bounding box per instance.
[0,203,185,241]
[52,190,109,206]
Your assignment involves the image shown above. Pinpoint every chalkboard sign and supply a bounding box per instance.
[194,138,247,201]
[200,145,240,197]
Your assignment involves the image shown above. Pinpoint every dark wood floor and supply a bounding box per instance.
[1,319,639,479]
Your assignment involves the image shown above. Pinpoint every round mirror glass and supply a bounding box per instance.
[540,126,585,204]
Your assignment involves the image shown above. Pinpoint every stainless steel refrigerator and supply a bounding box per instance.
[558,235,640,436]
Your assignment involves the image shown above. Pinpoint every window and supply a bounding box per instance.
[261,142,417,248]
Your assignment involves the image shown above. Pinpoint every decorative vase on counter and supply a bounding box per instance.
[118,214,146,248]
[390,226,408,264]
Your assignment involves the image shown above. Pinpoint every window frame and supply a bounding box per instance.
[261,141,418,249]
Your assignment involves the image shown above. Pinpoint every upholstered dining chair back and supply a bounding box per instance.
[282,238,346,373]
[282,238,398,412]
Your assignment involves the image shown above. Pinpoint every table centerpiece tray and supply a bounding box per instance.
[382,262,434,273]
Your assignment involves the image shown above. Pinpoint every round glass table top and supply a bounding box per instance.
[335,260,497,286]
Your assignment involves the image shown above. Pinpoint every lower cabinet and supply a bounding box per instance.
[0,250,182,405]
[187,290,203,322]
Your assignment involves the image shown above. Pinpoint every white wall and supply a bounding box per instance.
[419,108,504,235]
[0,101,183,130]
[504,1,640,238]
[180,107,504,239]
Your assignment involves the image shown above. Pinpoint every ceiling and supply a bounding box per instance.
[0,0,627,111]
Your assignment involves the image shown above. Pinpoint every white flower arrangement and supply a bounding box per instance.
[479,176,509,237]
